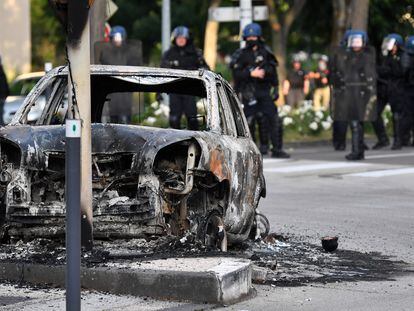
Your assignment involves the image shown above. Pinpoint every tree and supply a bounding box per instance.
[31,0,66,70]
[265,0,307,81]
[349,0,370,31]
[203,0,221,70]
[331,0,351,48]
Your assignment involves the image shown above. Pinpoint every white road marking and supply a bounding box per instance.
[347,167,414,177]
[263,158,291,164]
[365,152,414,160]
[264,161,369,173]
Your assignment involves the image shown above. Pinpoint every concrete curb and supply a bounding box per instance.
[0,257,252,304]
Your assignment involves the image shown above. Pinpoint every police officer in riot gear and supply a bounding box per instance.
[98,26,143,123]
[161,26,209,130]
[375,34,405,150]
[330,30,377,160]
[401,36,414,146]
[230,23,289,158]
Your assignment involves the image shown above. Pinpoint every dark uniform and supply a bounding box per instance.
[0,57,9,126]
[401,38,414,145]
[160,29,208,130]
[97,26,142,123]
[376,49,405,149]
[372,71,390,149]
[230,40,288,157]
[330,31,377,160]
[329,47,348,151]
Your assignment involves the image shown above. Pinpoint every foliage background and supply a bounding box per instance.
[31,0,414,70]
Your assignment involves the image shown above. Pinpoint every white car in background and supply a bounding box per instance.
[4,72,44,124]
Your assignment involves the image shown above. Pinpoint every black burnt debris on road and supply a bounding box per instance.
[0,233,412,287]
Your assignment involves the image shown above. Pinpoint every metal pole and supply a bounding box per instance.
[161,0,171,105]
[65,119,81,311]
[67,1,93,250]
[239,0,253,48]
[162,0,171,53]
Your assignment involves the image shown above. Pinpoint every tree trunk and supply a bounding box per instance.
[265,0,306,83]
[90,0,107,64]
[203,0,221,70]
[349,0,369,31]
[331,0,348,49]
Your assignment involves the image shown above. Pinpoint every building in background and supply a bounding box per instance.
[0,0,31,78]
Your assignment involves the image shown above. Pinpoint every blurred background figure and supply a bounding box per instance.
[283,59,309,108]
[373,33,405,150]
[0,56,9,126]
[97,25,143,124]
[161,25,209,130]
[311,55,330,111]
[230,23,289,158]
[401,35,414,147]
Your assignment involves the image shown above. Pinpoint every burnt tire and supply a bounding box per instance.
[249,212,270,240]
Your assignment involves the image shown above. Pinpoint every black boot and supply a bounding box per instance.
[269,115,290,158]
[346,121,364,160]
[391,113,402,150]
[372,140,390,149]
[333,121,347,151]
[371,116,390,149]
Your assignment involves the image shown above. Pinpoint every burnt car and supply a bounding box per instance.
[0,65,266,248]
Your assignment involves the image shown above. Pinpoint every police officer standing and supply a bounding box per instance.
[161,26,209,130]
[374,34,405,150]
[0,56,9,126]
[98,26,143,123]
[401,36,414,146]
[230,23,289,158]
[330,30,377,160]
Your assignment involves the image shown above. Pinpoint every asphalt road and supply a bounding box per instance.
[1,144,413,310]
[222,143,414,310]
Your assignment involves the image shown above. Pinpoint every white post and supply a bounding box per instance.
[161,0,171,105]
[162,0,171,53]
[67,5,93,249]
[239,0,253,47]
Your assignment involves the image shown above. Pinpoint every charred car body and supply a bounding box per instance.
[0,65,266,248]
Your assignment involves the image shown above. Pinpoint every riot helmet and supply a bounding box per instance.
[110,26,127,47]
[242,23,262,39]
[171,26,191,47]
[381,33,403,56]
[242,23,263,48]
[405,36,414,54]
[340,29,353,47]
[347,30,367,50]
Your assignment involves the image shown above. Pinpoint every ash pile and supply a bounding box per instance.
[0,230,410,288]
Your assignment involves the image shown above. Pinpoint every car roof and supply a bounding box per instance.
[52,65,220,81]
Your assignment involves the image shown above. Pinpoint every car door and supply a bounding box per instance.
[215,81,259,238]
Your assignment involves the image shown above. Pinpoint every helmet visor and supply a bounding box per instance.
[347,34,364,48]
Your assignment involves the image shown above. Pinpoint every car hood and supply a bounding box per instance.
[0,123,201,169]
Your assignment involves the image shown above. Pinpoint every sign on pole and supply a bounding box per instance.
[208,5,268,22]
[106,0,118,20]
